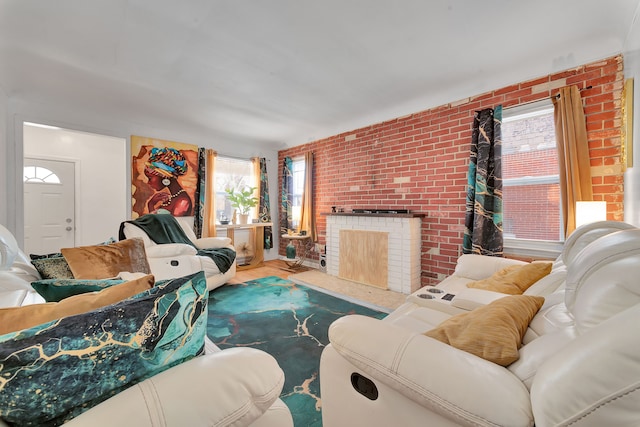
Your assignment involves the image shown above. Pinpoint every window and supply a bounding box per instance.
[291,158,305,230]
[502,100,563,255]
[215,157,255,221]
[23,166,60,184]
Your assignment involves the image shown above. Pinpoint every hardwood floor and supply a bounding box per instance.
[227,259,309,284]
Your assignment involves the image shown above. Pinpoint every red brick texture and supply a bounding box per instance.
[278,55,625,286]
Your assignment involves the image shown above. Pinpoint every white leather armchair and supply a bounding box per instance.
[121,215,236,290]
[320,228,640,426]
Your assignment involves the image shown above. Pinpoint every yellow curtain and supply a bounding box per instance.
[251,157,260,221]
[300,151,317,241]
[203,149,217,237]
[553,85,593,238]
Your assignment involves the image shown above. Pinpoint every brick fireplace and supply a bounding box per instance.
[325,212,423,294]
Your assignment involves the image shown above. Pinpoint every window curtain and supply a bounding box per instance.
[280,157,294,235]
[252,157,273,249]
[204,150,218,238]
[553,85,593,238]
[462,106,503,256]
[194,148,206,238]
[300,151,317,241]
[194,149,217,238]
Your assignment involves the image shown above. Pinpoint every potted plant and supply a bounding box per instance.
[225,186,258,224]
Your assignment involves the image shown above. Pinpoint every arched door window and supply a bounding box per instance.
[23,166,61,184]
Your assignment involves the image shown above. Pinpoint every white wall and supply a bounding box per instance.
[0,88,7,228]
[2,99,281,258]
[24,125,127,246]
[623,4,640,226]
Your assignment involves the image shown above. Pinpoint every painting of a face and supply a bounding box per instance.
[131,136,198,218]
[144,169,165,190]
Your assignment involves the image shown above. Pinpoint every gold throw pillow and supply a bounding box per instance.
[61,238,151,279]
[0,274,154,336]
[424,295,545,366]
[466,262,552,295]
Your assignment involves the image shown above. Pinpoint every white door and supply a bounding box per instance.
[23,158,76,255]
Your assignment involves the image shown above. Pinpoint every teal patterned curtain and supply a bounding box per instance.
[280,157,294,235]
[463,106,503,256]
[258,158,272,249]
[193,147,206,238]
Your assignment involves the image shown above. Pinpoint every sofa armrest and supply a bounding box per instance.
[328,315,534,426]
[453,254,527,280]
[450,288,509,310]
[66,347,290,427]
[145,244,198,258]
[193,237,233,250]
[531,304,640,427]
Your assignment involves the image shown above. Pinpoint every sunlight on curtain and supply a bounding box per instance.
[251,157,261,221]
[300,151,317,241]
[553,85,593,238]
[280,157,294,235]
[203,149,217,237]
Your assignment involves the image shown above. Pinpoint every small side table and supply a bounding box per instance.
[281,234,311,270]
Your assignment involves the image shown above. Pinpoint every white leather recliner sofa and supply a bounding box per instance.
[395,220,637,322]
[0,224,293,427]
[320,225,640,426]
[120,215,236,290]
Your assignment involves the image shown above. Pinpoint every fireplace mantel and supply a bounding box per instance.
[323,212,425,218]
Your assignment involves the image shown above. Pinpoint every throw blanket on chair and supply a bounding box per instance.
[119,214,236,274]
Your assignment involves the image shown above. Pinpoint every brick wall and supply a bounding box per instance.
[278,55,625,286]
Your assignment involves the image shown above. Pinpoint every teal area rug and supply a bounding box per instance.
[207,276,387,427]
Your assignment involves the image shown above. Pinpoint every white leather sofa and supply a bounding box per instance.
[396,220,637,321]
[0,224,293,427]
[121,216,236,290]
[320,226,640,426]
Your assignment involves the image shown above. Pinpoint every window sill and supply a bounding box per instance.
[504,238,563,260]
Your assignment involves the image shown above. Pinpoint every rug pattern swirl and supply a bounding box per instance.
[207,276,387,426]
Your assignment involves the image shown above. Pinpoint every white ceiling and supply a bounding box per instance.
[1,0,639,150]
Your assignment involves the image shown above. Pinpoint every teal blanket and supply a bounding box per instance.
[119,214,236,274]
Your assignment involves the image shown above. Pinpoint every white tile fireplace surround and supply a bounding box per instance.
[325,212,423,295]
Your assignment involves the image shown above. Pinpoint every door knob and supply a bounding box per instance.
[66,226,72,231]
[66,218,72,223]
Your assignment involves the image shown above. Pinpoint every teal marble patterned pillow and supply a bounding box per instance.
[0,271,208,427]
[30,278,127,302]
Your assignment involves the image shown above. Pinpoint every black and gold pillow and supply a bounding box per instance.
[29,253,74,279]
